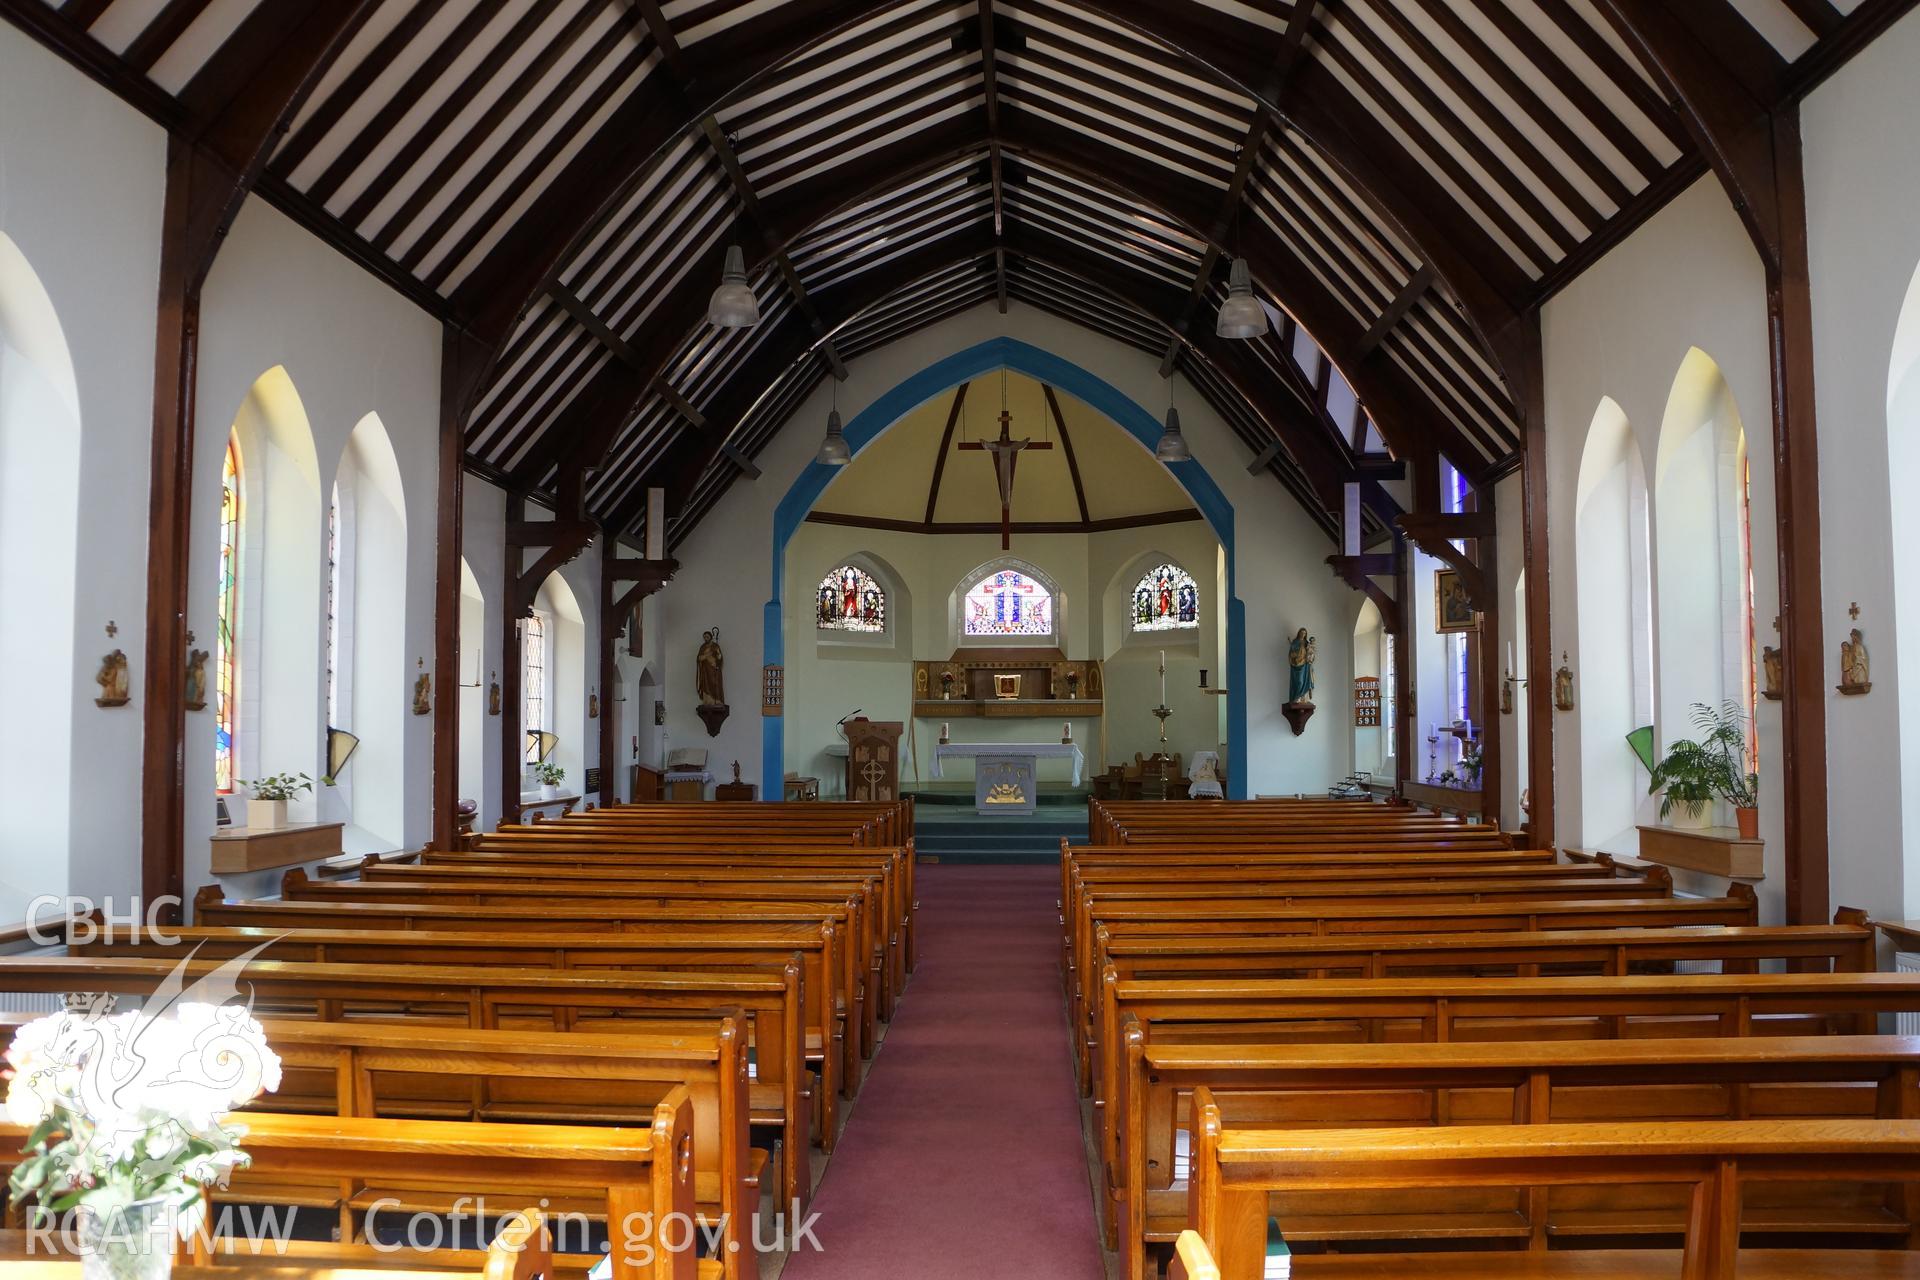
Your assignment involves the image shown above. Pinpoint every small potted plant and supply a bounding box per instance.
[1459,742,1483,789]
[237,772,311,831]
[1647,702,1757,833]
[536,760,566,800]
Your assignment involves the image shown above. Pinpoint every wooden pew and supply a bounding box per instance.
[273,872,889,1040]
[1115,1034,1920,1279]
[1185,1095,1920,1280]
[2,1109,702,1280]
[352,859,905,1024]
[0,955,813,1216]
[1094,970,1920,1206]
[423,845,915,984]
[1066,883,1759,1084]
[72,922,857,1126]
[247,1021,756,1280]
[194,888,871,1086]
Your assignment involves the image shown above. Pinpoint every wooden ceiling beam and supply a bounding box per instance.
[449,0,901,351]
[1352,265,1434,363]
[1068,1,1530,357]
[924,382,971,526]
[979,0,1008,313]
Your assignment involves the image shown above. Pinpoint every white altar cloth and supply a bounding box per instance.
[931,742,1085,786]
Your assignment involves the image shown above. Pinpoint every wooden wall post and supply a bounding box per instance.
[430,326,488,848]
[137,4,379,912]
[500,494,526,827]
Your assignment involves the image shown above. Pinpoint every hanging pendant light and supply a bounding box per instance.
[1155,389,1192,463]
[707,245,761,328]
[1216,256,1269,339]
[816,380,851,465]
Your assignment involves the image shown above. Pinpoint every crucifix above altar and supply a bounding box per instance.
[957,400,1051,550]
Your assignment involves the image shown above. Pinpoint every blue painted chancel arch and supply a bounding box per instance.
[763,337,1248,797]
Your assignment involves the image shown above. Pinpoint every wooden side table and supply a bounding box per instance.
[714,780,757,801]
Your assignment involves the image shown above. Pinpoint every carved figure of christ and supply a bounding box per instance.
[957,409,1052,549]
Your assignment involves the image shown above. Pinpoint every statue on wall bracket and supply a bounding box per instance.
[184,631,209,711]
[1839,603,1872,695]
[1282,628,1317,736]
[696,628,730,736]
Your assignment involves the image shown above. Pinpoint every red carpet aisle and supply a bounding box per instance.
[779,864,1104,1279]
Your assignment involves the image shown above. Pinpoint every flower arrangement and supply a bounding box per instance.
[237,772,311,802]
[6,960,280,1269]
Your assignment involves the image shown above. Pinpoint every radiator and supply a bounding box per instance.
[0,992,69,1016]
[1899,951,1920,1037]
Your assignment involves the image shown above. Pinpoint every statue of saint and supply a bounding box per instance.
[1554,654,1575,711]
[1762,645,1783,698]
[1287,628,1316,704]
[412,667,431,715]
[1842,628,1870,688]
[184,648,209,710]
[95,649,130,707]
[488,673,501,716]
[697,629,726,706]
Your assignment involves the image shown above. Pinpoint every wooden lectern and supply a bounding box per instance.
[842,719,904,802]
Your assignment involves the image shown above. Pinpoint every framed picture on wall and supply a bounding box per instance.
[1434,569,1478,633]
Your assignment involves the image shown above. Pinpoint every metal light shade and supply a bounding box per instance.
[1216,256,1270,338]
[707,245,761,328]
[326,727,360,780]
[1155,406,1192,463]
[816,408,851,465]
[525,729,559,764]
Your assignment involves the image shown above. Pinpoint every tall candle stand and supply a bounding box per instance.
[1153,650,1172,744]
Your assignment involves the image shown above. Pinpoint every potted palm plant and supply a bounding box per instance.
[535,760,566,801]
[1647,702,1758,836]
[237,772,311,831]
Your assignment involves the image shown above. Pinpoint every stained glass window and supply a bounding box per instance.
[215,436,241,793]
[523,613,547,762]
[962,568,1053,637]
[1130,563,1199,632]
[817,565,887,633]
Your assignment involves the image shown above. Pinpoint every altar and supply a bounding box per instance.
[932,741,1085,815]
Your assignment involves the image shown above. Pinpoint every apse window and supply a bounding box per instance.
[963,568,1054,638]
[1131,563,1199,632]
[817,565,887,634]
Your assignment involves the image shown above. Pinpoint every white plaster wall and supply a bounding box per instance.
[190,197,442,898]
[0,25,164,908]
[1803,5,1920,919]
[654,304,1354,800]
[461,480,507,830]
[1540,176,1783,918]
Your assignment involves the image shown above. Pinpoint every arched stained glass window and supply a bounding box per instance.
[817,565,887,633]
[1130,563,1199,631]
[215,435,241,793]
[963,568,1053,637]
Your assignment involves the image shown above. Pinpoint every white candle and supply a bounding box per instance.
[1063,721,1071,741]
[1507,640,1514,672]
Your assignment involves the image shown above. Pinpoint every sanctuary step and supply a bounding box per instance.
[913,804,1087,864]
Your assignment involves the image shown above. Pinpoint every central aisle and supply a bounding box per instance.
[780,864,1103,1279]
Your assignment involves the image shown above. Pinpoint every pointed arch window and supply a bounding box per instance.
[215,435,241,793]
[962,567,1054,637]
[817,565,887,633]
[1130,563,1199,632]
